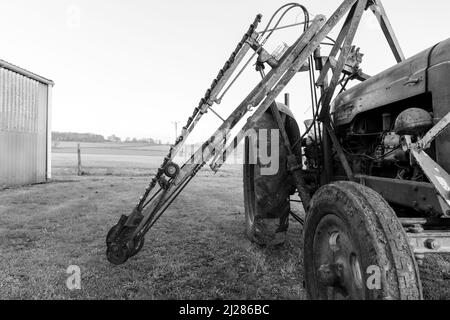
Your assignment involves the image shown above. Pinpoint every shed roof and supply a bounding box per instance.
[0,59,54,86]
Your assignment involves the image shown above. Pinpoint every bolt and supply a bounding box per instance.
[415,253,425,266]
[410,224,424,234]
[317,263,344,287]
[425,239,440,250]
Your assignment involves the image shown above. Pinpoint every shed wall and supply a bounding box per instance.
[0,67,49,188]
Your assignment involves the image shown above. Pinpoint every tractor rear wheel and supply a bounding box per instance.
[303,181,422,300]
[243,103,301,246]
[243,126,291,246]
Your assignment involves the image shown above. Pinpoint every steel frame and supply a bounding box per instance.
[315,0,405,184]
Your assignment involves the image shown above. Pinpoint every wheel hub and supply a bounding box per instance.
[313,217,365,299]
[106,222,145,265]
[317,263,344,287]
[107,243,130,265]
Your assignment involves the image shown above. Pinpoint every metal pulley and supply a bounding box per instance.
[164,162,180,178]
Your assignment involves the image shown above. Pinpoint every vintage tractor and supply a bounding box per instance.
[106,0,450,300]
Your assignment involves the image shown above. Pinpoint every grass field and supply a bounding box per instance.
[1,141,450,299]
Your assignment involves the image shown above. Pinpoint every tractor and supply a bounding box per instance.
[106,0,450,300]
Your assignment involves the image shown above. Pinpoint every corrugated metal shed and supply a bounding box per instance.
[0,60,53,188]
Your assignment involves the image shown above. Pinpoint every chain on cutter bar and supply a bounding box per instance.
[106,14,263,265]
[106,2,354,265]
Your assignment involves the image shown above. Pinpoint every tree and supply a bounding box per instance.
[107,134,121,143]
[52,132,106,142]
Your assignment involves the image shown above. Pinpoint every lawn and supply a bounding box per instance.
[0,142,449,299]
[0,143,305,299]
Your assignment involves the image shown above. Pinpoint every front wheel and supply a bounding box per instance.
[303,181,422,300]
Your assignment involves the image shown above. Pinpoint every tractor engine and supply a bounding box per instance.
[335,107,433,181]
[308,38,450,219]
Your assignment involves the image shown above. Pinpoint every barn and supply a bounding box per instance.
[0,60,54,188]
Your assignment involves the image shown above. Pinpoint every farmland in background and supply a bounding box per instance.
[52,142,171,176]
[52,141,245,176]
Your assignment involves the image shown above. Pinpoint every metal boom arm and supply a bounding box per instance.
[106,0,405,265]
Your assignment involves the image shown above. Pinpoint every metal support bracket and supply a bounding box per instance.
[369,0,405,63]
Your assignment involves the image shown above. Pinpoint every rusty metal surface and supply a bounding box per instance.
[400,217,450,228]
[410,146,450,211]
[314,0,369,184]
[421,112,450,150]
[0,67,50,188]
[356,174,445,216]
[369,0,405,63]
[394,108,433,135]
[332,48,430,126]
[331,37,450,186]
[408,230,450,254]
[318,0,367,119]
[428,39,450,174]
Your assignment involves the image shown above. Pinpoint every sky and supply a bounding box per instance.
[0,0,449,143]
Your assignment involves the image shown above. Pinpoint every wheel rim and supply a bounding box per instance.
[312,214,365,300]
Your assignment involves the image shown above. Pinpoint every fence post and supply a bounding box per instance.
[77,143,82,176]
